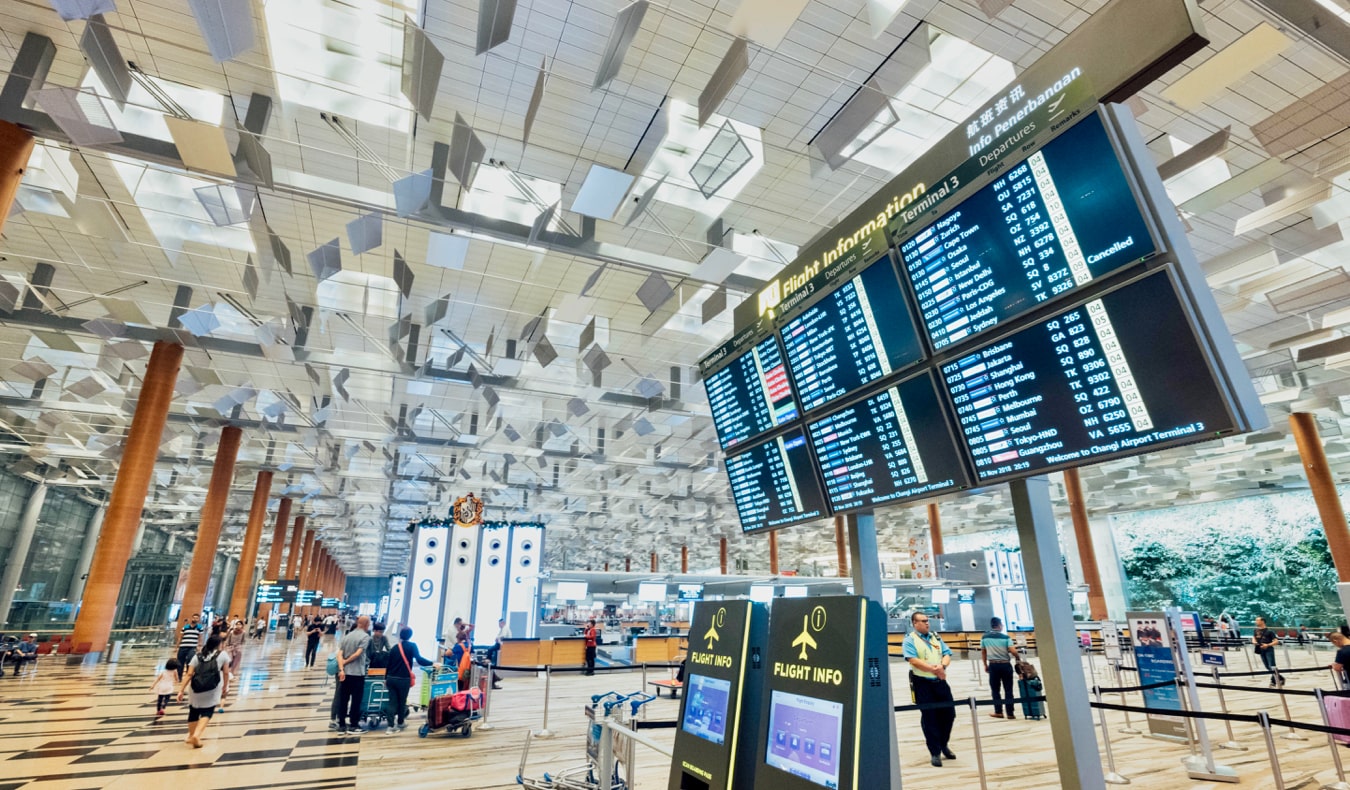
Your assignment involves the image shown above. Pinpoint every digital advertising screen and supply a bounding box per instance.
[682,674,733,746]
[725,429,829,533]
[780,254,925,413]
[706,335,801,451]
[899,113,1156,352]
[638,582,668,602]
[765,690,845,789]
[555,581,589,600]
[806,371,971,513]
[678,583,704,601]
[940,269,1236,483]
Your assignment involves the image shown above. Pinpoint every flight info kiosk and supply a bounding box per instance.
[670,600,768,790]
[753,596,891,790]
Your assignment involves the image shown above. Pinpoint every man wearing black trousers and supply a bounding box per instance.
[335,615,371,736]
[903,612,956,767]
[583,619,598,676]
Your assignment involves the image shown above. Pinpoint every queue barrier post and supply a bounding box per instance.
[478,670,495,731]
[1314,689,1350,790]
[1241,642,1254,673]
[1259,711,1287,790]
[1282,641,1295,676]
[1278,683,1308,742]
[1094,685,1130,784]
[534,665,555,739]
[1115,662,1140,735]
[1210,666,1246,751]
[967,696,989,790]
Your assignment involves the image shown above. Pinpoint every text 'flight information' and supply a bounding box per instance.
[706,336,800,451]
[781,255,925,413]
[940,270,1233,482]
[900,113,1156,352]
[806,372,969,512]
[725,429,827,533]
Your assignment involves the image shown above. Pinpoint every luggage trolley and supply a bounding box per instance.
[516,691,657,790]
[420,660,488,738]
[416,664,459,710]
[362,670,391,727]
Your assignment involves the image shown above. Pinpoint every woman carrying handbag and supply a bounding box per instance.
[383,626,434,733]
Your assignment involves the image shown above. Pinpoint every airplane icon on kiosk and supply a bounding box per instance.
[792,615,817,660]
[704,622,720,651]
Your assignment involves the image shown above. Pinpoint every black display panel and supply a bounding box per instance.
[781,255,925,413]
[940,270,1235,482]
[899,113,1157,352]
[707,335,800,450]
[806,372,970,512]
[725,429,828,533]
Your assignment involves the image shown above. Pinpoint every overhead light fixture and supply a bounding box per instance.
[593,1,648,90]
[402,16,445,122]
[570,164,634,220]
[689,120,753,199]
[186,0,257,63]
[698,37,749,127]
[80,14,132,109]
[477,0,516,55]
[33,86,123,147]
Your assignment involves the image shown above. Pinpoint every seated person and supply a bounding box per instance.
[11,634,38,674]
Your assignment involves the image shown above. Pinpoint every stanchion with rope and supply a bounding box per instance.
[1114,662,1140,735]
[534,665,554,739]
[1093,685,1130,785]
[1277,681,1309,742]
[1209,666,1246,751]
[1258,711,1287,790]
[967,697,989,790]
[1314,689,1350,790]
[478,666,495,732]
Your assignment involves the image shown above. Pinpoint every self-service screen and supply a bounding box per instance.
[898,112,1156,353]
[780,254,924,413]
[940,269,1237,482]
[683,674,733,746]
[766,691,845,789]
[707,335,801,450]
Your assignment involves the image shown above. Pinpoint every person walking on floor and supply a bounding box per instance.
[305,617,323,668]
[288,613,300,640]
[903,611,956,767]
[1253,616,1283,687]
[335,615,372,736]
[981,617,1019,719]
[583,619,599,676]
[149,657,179,717]
[175,613,204,682]
[383,626,434,733]
[254,616,266,640]
[177,634,232,748]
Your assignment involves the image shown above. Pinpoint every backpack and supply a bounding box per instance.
[368,636,391,669]
[191,651,222,693]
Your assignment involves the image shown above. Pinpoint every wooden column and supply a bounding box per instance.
[258,497,292,622]
[71,341,183,652]
[1291,412,1350,581]
[926,502,944,556]
[769,531,779,575]
[180,426,242,620]
[720,537,728,575]
[1062,468,1108,620]
[834,516,848,577]
[282,514,306,614]
[228,471,273,618]
[651,551,658,572]
[0,121,35,236]
[625,556,631,572]
[681,545,688,573]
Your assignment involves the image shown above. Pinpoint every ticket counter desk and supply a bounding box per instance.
[497,637,588,667]
[634,634,683,664]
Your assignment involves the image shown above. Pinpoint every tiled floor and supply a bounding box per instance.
[1,634,1346,789]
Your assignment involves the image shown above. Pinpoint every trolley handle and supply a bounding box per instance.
[590,691,627,706]
[626,692,657,716]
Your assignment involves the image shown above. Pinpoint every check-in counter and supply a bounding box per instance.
[549,636,586,665]
[499,638,542,667]
[633,634,682,663]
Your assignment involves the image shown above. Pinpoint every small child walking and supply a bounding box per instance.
[151,658,179,716]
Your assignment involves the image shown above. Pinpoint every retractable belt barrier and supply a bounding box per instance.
[491,662,684,673]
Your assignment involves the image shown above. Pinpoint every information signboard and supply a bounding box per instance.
[780,254,924,413]
[255,578,299,604]
[725,429,828,534]
[897,112,1157,352]
[707,335,801,451]
[805,371,969,513]
[940,269,1238,483]
[295,589,318,606]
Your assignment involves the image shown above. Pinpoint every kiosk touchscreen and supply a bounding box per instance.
[753,596,891,790]
[669,600,768,790]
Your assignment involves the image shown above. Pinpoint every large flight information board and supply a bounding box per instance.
[941,270,1236,483]
[706,335,800,450]
[806,372,970,512]
[725,429,828,533]
[899,114,1156,352]
[780,254,925,412]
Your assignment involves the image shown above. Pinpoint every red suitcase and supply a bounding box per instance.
[427,694,459,730]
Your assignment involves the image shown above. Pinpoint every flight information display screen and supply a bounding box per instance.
[940,270,1235,482]
[725,429,828,533]
[806,372,970,512]
[706,335,800,450]
[781,254,925,412]
[899,113,1156,352]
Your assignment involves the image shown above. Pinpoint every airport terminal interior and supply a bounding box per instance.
[10,0,1350,787]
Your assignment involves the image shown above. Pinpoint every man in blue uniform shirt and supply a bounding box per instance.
[981,617,1019,719]
[903,612,956,767]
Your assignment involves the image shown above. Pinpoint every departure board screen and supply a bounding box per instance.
[940,270,1234,482]
[899,113,1156,352]
[806,372,970,512]
[725,429,828,533]
[706,335,800,450]
[781,254,925,412]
